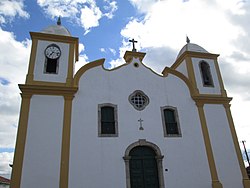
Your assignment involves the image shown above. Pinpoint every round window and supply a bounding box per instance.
[134,62,139,68]
[129,90,149,111]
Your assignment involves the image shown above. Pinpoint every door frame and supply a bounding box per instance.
[123,139,165,188]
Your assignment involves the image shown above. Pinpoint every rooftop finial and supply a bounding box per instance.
[186,35,190,43]
[57,16,61,25]
[129,38,138,52]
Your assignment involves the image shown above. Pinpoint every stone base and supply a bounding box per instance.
[243,179,250,188]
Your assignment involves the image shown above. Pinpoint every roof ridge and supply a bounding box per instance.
[0,175,11,184]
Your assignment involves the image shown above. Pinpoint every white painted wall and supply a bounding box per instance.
[20,95,64,188]
[34,40,69,83]
[69,58,211,188]
[175,60,188,78]
[192,57,221,95]
[204,104,243,188]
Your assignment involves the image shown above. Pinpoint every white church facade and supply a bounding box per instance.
[10,21,250,188]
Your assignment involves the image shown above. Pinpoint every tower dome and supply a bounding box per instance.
[177,43,208,59]
[41,17,71,36]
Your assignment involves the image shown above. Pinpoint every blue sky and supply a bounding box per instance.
[1,0,137,64]
[1,0,250,179]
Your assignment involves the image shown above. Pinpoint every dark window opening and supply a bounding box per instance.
[200,61,213,87]
[101,106,115,134]
[164,109,179,135]
[45,58,58,74]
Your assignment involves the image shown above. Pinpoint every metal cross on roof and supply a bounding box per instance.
[186,35,190,43]
[129,38,138,52]
[57,16,61,25]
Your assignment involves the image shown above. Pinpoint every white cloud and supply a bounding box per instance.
[37,0,118,33]
[109,58,124,69]
[128,0,157,13]
[103,0,118,19]
[80,4,102,34]
[75,43,89,72]
[100,48,106,53]
[108,0,250,149]
[0,0,29,24]
[100,47,116,56]
[0,28,31,148]
[0,152,13,179]
[121,0,243,55]
[109,48,116,56]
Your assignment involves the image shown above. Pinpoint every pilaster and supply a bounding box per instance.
[10,93,32,188]
[196,102,223,188]
[59,95,74,188]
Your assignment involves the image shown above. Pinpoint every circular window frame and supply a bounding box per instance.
[128,90,150,111]
[133,62,139,68]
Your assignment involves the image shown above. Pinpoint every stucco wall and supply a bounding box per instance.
[175,60,188,78]
[20,95,64,188]
[204,104,243,188]
[69,58,211,188]
[34,40,69,83]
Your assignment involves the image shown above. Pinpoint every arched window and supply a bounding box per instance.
[199,61,214,87]
[123,140,165,188]
[161,106,181,137]
[98,103,118,137]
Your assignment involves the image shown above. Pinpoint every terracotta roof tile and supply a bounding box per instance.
[0,175,10,184]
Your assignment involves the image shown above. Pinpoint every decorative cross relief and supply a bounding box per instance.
[138,118,144,130]
[129,38,138,52]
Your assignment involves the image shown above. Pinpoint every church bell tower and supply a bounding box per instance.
[11,18,79,188]
[26,17,78,86]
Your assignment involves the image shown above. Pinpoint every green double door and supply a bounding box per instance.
[129,146,160,188]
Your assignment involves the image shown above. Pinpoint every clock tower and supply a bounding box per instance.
[11,19,79,188]
[25,18,78,86]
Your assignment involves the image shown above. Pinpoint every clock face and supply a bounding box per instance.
[45,44,61,59]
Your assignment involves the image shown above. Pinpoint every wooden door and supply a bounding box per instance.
[129,146,159,188]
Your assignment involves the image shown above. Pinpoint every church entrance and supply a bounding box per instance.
[129,146,160,188]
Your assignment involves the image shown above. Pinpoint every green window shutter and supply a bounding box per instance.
[101,106,115,134]
[164,109,179,135]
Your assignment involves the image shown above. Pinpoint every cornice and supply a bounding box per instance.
[172,51,220,70]
[19,84,78,96]
[192,95,232,105]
